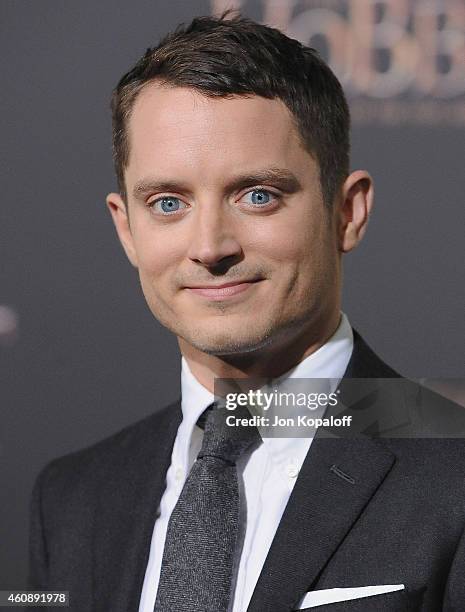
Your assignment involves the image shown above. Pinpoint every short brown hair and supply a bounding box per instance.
[111,12,350,207]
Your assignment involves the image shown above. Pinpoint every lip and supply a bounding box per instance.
[184,279,262,300]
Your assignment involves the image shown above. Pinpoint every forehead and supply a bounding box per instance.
[125,84,316,190]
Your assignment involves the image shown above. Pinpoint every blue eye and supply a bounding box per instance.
[151,196,185,215]
[244,189,274,206]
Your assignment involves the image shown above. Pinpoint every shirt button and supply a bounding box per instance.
[287,465,299,478]
[175,467,184,482]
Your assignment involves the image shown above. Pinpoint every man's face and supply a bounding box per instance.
[110,85,342,356]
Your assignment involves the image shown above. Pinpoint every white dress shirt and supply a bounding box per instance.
[138,313,353,612]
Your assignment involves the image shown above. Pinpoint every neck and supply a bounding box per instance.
[179,310,341,393]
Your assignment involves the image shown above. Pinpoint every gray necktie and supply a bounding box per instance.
[153,402,261,612]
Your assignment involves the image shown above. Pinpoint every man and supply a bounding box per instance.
[29,13,465,612]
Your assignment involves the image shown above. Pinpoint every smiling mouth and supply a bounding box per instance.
[184,279,263,300]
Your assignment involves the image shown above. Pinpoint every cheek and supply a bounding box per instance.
[132,224,182,279]
[251,211,326,267]
[257,218,336,301]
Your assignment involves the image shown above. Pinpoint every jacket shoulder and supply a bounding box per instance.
[345,329,401,378]
[35,398,182,511]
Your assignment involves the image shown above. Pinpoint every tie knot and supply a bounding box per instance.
[197,403,260,464]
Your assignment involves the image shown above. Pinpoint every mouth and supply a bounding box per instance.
[184,279,263,301]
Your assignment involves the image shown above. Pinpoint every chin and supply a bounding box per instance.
[179,326,275,357]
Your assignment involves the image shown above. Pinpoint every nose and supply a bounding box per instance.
[186,202,242,268]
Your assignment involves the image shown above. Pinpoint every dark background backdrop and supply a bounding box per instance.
[1,0,464,590]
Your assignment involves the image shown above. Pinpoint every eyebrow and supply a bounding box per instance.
[132,168,302,200]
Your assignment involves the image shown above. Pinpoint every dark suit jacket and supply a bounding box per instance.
[28,331,465,611]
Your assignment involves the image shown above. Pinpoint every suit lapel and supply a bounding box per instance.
[91,399,182,612]
[248,330,400,612]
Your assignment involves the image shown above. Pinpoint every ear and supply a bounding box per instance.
[337,170,374,253]
[106,192,139,267]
